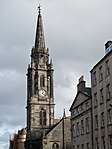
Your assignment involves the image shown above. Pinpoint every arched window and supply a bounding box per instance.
[40,75,45,87]
[34,72,38,93]
[39,109,46,126]
[40,55,44,63]
[52,143,59,149]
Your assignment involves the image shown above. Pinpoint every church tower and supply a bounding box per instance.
[26,6,54,148]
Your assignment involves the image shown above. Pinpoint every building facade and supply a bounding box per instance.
[90,41,112,149]
[70,76,92,149]
[42,116,71,149]
[9,128,26,149]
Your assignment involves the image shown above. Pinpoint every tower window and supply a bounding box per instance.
[39,109,46,126]
[40,54,44,63]
[40,75,45,87]
[34,72,38,93]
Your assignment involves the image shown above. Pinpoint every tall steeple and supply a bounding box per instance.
[35,5,45,50]
[26,5,55,149]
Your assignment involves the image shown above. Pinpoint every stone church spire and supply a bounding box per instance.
[26,6,55,149]
[35,5,45,50]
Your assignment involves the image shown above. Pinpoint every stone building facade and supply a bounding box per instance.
[42,116,71,149]
[90,41,112,149]
[70,76,92,149]
[9,128,26,149]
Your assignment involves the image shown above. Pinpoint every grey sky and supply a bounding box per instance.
[0,0,112,148]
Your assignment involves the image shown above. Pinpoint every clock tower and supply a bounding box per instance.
[26,6,54,148]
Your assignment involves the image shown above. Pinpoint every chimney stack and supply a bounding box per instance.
[105,40,112,55]
[77,75,86,92]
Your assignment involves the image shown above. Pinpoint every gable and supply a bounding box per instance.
[43,117,71,149]
[70,91,90,110]
[45,119,62,139]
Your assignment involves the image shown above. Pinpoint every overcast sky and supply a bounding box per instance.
[0,0,112,148]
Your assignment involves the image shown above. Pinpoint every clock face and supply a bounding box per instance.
[39,89,46,97]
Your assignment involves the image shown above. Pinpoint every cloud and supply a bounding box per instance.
[0,124,24,149]
[55,70,79,117]
[0,70,25,105]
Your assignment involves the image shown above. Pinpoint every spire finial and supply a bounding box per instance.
[35,5,45,49]
[38,4,42,14]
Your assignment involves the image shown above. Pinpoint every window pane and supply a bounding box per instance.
[95,138,99,149]
[108,109,112,124]
[105,60,110,76]
[101,112,105,127]
[86,117,89,133]
[81,144,84,149]
[106,84,111,99]
[76,122,80,136]
[95,115,98,129]
[94,93,98,107]
[87,143,89,149]
[102,136,105,149]
[99,66,103,81]
[81,120,84,135]
[100,89,104,104]
[92,71,97,86]
[39,110,46,126]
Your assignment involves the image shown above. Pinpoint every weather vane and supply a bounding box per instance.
[38,4,42,14]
